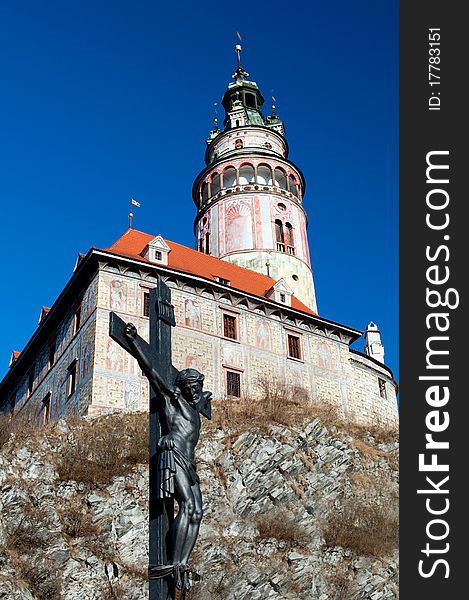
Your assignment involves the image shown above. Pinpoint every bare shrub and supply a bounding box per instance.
[210,376,310,431]
[102,582,129,600]
[0,413,37,450]
[255,509,310,548]
[323,469,398,557]
[86,538,119,563]
[56,413,148,485]
[325,564,354,600]
[6,502,54,554]
[15,557,62,600]
[120,561,149,581]
[58,498,100,538]
[323,498,398,557]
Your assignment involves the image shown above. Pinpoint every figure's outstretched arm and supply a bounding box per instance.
[124,322,174,398]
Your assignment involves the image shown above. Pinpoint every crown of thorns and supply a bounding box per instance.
[175,368,204,386]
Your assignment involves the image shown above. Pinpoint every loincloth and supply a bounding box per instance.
[157,446,199,499]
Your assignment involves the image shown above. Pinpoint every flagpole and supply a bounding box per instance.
[128,212,133,228]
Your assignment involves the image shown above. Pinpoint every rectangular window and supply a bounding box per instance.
[73,303,82,335]
[226,370,241,398]
[154,250,162,261]
[378,378,387,399]
[68,360,77,397]
[287,334,301,360]
[28,368,35,397]
[49,338,56,369]
[42,393,51,424]
[223,314,237,340]
[143,291,150,317]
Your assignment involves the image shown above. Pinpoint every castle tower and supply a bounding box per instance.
[192,45,317,312]
[364,322,385,363]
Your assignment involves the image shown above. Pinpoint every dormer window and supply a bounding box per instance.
[143,235,171,266]
[215,276,230,286]
[266,278,293,307]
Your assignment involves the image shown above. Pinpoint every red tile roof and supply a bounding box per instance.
[9,350,21,368]
[102,228,316,315]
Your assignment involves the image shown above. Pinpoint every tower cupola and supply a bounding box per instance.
[192,44,317,312]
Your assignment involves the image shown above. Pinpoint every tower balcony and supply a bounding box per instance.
[199,183,301,210]
[196,161,303,209]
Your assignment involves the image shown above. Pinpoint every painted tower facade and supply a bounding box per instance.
[193,47,318,312]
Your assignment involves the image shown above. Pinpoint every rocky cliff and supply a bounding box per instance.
[0,410,398,599]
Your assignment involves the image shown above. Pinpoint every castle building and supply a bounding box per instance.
[0,48,398,429]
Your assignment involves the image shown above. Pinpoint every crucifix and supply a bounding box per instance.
[109,280,212,600]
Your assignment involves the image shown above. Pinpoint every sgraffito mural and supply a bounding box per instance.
[225,199,252,253]
[106,340,124,372]
[256,320,271,351]
[110,280,127,311]
[185,299,202,329]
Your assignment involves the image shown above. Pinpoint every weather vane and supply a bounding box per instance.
[213,102,219,131]
[235,31,242,67]
[233,32,248,80]
[271,91,277,116]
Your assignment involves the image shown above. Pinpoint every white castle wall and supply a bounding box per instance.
[91,267,397,429]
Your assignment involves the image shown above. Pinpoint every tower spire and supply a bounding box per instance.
[233,32,249,81]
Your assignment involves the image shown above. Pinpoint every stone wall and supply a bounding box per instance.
[10,275,99,421]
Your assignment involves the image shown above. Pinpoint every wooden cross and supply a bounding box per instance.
[109,280,177,600]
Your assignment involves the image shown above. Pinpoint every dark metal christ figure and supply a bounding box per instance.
[109,282,211,600]
[124,323,210,565]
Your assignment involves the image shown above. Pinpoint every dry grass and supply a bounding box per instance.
[323,500,398,557]
[323,473,398,557]
[58,498,100,539]
[121,561,149,581]
[255,509,310,548]
[325,564,354,600]
[56,413,148,485]
[0,413,38,450]
[5,502,54,554]
[210,376,310,431]
[102,582,129,600]
[14,557,62,600]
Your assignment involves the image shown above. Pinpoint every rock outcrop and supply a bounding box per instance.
[0,413,398,599]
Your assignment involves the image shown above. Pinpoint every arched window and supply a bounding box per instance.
[288,175,298,197]
[223,166,236,188]
[257,164,272,185]
[238,164,255,185]
[201,182,209,203]
[235,138,243,149]
[285,222,294,253]
[274,168,287,190]
[211,173,221,196]
[275,219,285,252]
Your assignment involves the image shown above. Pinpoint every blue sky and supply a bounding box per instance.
[0,1,398,382]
